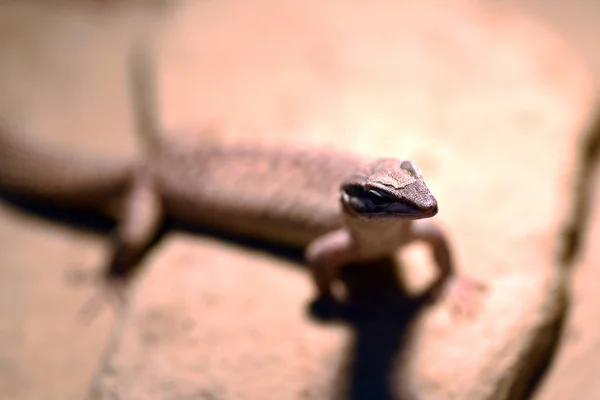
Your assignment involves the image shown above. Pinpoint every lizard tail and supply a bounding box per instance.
[0,37,159,212]
[129,35,162,151]
[0,121,133,212]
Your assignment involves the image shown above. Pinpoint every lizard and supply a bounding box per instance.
[0,39,484,316]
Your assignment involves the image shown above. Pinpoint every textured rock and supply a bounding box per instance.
[0,0,595,399]
[0,4,149,400]
[533,112,600,400]
[88,1,593,399]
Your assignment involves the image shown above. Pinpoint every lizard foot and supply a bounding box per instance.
[308,294,344,321]
[77,277,129,324]
[438,275,487,317]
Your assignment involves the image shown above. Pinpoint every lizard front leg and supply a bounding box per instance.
[305,229,358,317]
[410,220,485,315]
[305,229,357,297]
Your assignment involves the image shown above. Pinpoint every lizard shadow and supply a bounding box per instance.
[1,192,435,399]
[331,258,437,400]
[0,190,307,281]
[177,220,434,399]
[0,189,309,280]
[0,191,115,232]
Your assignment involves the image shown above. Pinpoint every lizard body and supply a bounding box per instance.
[153,140,362,246]
[0,40,482,312]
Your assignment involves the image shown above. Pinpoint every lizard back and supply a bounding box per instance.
[152,139,369,247]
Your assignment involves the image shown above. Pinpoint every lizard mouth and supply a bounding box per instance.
[360,202,438,220]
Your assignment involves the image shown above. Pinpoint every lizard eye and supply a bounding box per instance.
[368,189,392,207]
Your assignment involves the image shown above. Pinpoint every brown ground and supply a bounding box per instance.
[0,1,598,399]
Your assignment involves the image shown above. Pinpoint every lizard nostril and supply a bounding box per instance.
[426,201,438,214]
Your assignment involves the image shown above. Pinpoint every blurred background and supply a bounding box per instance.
[0,1,599,399]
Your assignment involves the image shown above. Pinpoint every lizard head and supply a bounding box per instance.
[340,159,438,220]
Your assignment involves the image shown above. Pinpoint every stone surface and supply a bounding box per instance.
[94,1,593,399]
[0,3,154,400]
[533,156,600,400]
[495,2,600,399]
[0,1,596,400]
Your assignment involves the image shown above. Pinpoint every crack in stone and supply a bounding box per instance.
[559,102,600,268]
[524,99,600,400]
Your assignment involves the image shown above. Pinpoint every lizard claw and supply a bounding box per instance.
[438,275,486,317]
